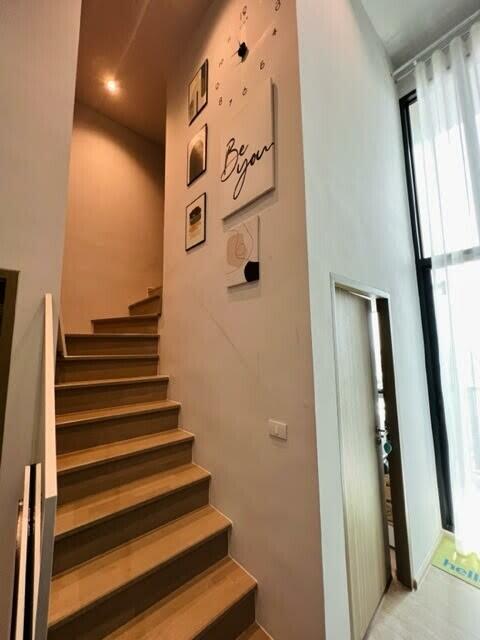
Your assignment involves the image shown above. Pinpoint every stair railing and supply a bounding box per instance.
[34,294,58,640]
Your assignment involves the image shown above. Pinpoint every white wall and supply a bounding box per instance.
[62,102,165,333]
[162,0,324,637]
[296,0,441,637]
[0,0,81,635]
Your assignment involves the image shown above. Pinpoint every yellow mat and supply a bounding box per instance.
[432,535,480,589]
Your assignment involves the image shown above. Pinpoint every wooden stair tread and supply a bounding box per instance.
[237,624,271,639]
[55,375,169,391]
[129,294,161,309]
[56,400,180,427]
[55,463,210,539]
[59,354,159,361]
[49,505,231,628]
[103,557,257,640]
[57,429,194,475]
[65,333,159,339]
[93,313,160,323]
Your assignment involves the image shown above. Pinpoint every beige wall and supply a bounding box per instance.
[0,0,81,636]
[296,0,441,637]
[61,102,164,333]
[162,0,324,638]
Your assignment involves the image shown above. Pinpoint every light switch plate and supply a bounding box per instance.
[269,419,288,441]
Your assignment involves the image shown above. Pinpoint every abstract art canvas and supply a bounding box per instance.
[188,59,208,124]
[225,216,260,288]
[219,80,275,218]
[187,124,207,186]
[185,193,206,251]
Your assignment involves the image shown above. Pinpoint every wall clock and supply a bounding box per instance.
[214,0,282,111]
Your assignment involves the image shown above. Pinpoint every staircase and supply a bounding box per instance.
[48,291,268,640]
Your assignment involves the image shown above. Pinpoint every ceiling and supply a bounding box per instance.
[76,0,213,144]
[361,0,479,69]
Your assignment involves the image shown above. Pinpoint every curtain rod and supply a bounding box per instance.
[392,9,480,83]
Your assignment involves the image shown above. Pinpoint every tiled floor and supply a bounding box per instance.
[368,564,480,639]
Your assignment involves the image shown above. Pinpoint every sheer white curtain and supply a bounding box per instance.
[414,23,480,556]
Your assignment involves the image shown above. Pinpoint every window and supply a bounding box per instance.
[401,64,480,548]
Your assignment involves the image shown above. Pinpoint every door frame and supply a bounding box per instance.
[331,274,414,637]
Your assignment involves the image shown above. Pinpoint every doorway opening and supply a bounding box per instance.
[332,276,413,640]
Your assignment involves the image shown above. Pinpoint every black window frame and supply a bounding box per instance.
[399,90,454,532]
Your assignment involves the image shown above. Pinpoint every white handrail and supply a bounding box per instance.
[34,294,58,640]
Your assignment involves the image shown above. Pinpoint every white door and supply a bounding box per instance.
[335,287,389,640]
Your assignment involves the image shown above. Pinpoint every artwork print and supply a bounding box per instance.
[219,80,275,218]
[188,60,208,124]
[187,125,207,186]
[185,193,206,251]
[226,216,259,287]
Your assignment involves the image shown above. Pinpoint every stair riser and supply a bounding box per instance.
[93,317,158,334]
[53,480,210,575]
[58,442,192,505]
[65,335,159,356]
[201,591,256,640]
[57,408,180,454]
[129,296,162,316]
[55,379,168,414]
[56,358,158,383]
[48,532,229,640]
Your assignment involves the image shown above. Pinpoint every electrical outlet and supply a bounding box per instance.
[269,419,288,441]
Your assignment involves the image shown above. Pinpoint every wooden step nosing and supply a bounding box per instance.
[57,431,194,476]
[56,401,181,428]
[128,294,161,310]
[59,354,159,362]
[92,313,160,324]
[66,333,159,340]
[49,512,231,630]
[55,469,210,541]
[55,375,169,391]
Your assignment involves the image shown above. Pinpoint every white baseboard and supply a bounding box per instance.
[413,529,444,590]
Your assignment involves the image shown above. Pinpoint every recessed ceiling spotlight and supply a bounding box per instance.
[105,78,119,94]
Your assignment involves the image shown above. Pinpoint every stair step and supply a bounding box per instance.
[57,399,180,427]
[57,428,193,505]
[103,558,256,640]
[56,354,159,383]
[237,624,271,639]
[92,314,159,334]
[147,285,162,298]
[56,463,210,539]
[56,400,181,453]
[65,333,159,355]
[53,464,211,575]
[55,375,169,414]
[48,506,232,638]
[129,294,162,317]
[57,429,193,475]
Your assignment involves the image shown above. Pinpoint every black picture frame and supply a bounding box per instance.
[187,124,208,187]
[185,192,207,251]
[188,59,209,125]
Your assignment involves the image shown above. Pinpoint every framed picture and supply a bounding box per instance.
[225,216,260,287]
[185,193,206,251]
[219,80,275,218]
[187,124,207,186]
[188,59,208,124]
